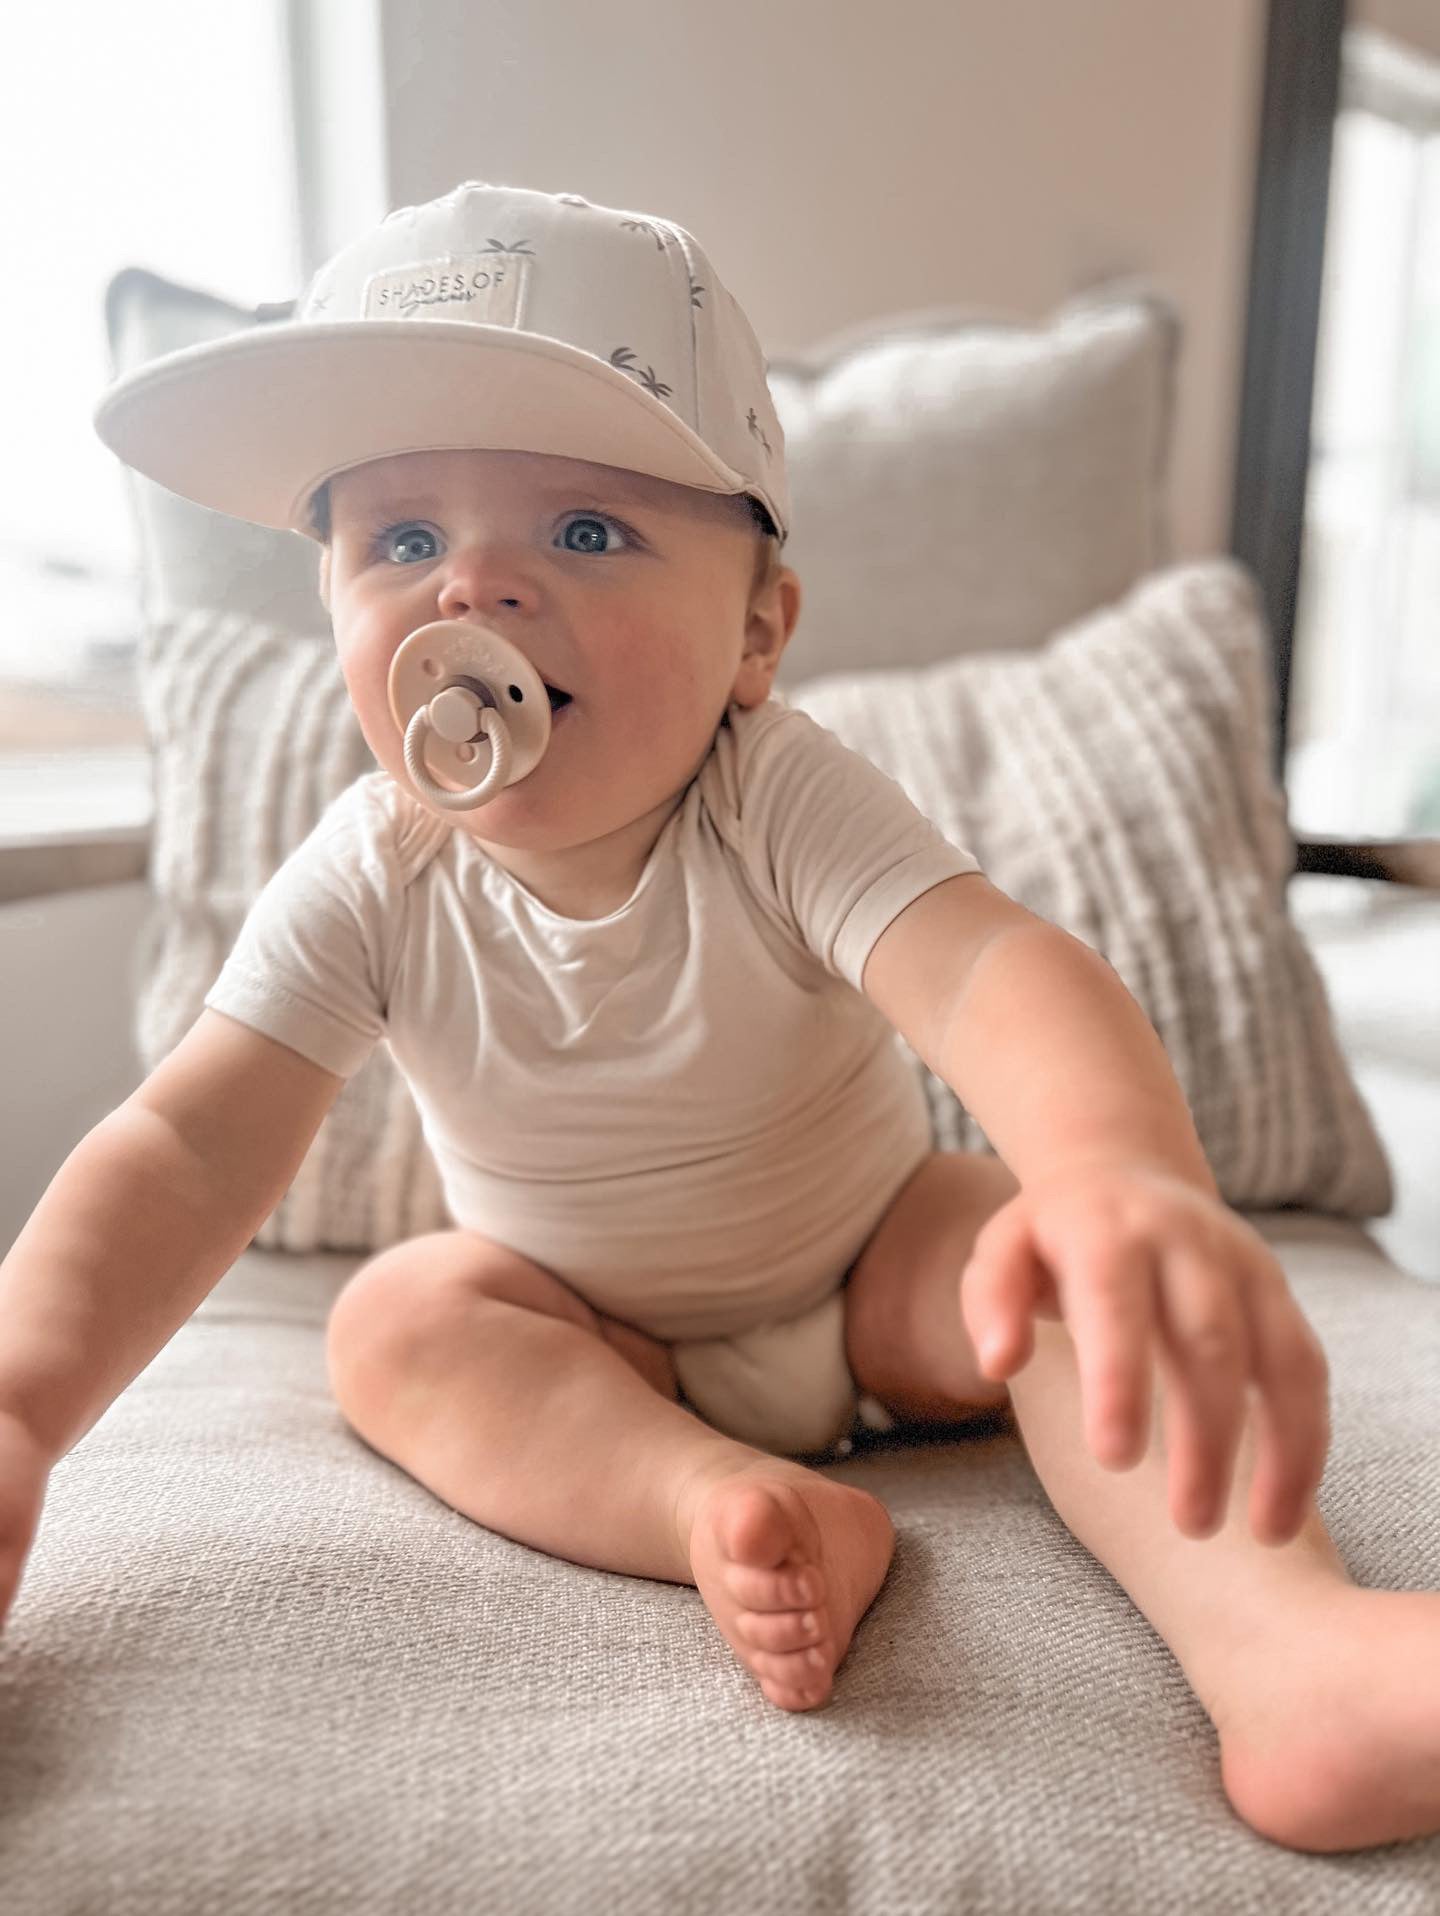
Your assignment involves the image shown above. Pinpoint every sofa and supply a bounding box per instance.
[0,269,1436,1914]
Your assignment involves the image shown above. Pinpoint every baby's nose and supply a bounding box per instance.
[439,591,522,617]
[435,545,532,620]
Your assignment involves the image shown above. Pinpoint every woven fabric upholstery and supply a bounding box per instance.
[789,558,1392,1217]
[4,1214,1437,1912]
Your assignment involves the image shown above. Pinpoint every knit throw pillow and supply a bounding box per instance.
[134,611,452,1252]
[788,558,1392,1218]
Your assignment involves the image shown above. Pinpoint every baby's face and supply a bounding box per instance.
[320,448,798,860]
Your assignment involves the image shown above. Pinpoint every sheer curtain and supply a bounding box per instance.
[1288,25,1440,839]
[0,0,301,770]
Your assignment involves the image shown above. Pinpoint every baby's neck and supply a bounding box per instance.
[473,789,687,920]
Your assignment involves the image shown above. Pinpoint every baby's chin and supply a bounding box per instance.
[371,708,706,849]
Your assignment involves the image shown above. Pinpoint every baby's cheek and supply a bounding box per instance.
[338,661,405,774]
[634,637,722,719]
[615,674,717,774]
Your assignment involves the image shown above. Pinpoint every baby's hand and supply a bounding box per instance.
[959,1165,1331,1546]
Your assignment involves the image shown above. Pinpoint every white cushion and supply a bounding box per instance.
[104,268,325,637]
[771,288,1178,688]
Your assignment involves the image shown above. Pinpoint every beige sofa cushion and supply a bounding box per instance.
[4,1213,1436,1912]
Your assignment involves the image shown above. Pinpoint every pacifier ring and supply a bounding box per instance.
[403,703,513,811]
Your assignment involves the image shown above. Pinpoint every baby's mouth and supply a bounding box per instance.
[543,682,573,712]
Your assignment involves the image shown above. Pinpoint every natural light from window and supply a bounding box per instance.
[1289,26,1440,841]
[0,0,299,775]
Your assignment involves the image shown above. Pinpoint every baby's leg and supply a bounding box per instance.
[844,1152,1440,1850]
[325,1231,895,1711]
[1009,1320,1440,1852]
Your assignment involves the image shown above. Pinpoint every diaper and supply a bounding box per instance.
[671,1288,899,1460]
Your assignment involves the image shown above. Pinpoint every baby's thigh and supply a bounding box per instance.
[841,1149,1020,1417]
[324,1229,679,1401]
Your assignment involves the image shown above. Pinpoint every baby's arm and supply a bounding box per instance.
[0,1010,343,1626]
[863,873,1331,1546]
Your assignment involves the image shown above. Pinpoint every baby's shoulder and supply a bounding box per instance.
[307,770,453,893]
[701,692,838,825]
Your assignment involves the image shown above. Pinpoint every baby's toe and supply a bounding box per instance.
[765,1680,831,1713]
[753,1643,835,1706]
[721,1560,820,1613]
[736,1606,824,1655]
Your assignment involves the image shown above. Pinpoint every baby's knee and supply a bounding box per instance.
[325,1228,597,1395]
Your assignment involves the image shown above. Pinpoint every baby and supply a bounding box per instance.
[2,182,1437,1856]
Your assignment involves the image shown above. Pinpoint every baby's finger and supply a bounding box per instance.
[1154,1250,1250,1538]
[1048,1230,1157,1470]
[1237,1272,1331,1545]
[961,1207,1046,1381]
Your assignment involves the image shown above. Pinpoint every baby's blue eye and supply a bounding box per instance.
[378,523,438,565]
[370,511,630,564]
[559,513,628,554]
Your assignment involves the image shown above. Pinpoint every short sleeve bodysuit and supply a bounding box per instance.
[204,692,981,1342]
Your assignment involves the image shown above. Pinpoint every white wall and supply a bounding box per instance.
[378,0,1268,560]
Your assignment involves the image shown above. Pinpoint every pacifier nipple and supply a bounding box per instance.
[386,621,553,811]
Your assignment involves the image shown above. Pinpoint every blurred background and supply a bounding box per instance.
[1,0,1436,1269]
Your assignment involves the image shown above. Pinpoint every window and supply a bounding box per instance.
[0,1,301,817]
[1288,25,1440,839]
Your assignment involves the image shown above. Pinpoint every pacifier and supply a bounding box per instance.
[386,621,553,811]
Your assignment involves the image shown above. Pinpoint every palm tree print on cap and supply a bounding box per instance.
[620,218,675,252]
[609,348,672,401]
[618,217,706,308]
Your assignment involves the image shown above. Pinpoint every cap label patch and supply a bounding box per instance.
[362,250,531,325]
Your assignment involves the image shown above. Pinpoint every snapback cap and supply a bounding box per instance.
[93,181,790,544]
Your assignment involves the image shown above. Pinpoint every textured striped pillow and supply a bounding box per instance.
[788,558,1392,1217]
[134,610,452,1252]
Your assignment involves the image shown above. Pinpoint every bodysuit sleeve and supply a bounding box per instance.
[723,699,983,992]
[202,774,401,1078]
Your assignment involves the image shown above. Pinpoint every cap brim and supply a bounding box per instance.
[93,321,752,537]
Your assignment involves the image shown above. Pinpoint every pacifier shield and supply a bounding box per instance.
[386,620,552,802]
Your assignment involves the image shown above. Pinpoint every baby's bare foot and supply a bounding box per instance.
[679,1456,895,1712]
[1216,1586,1440,1852]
